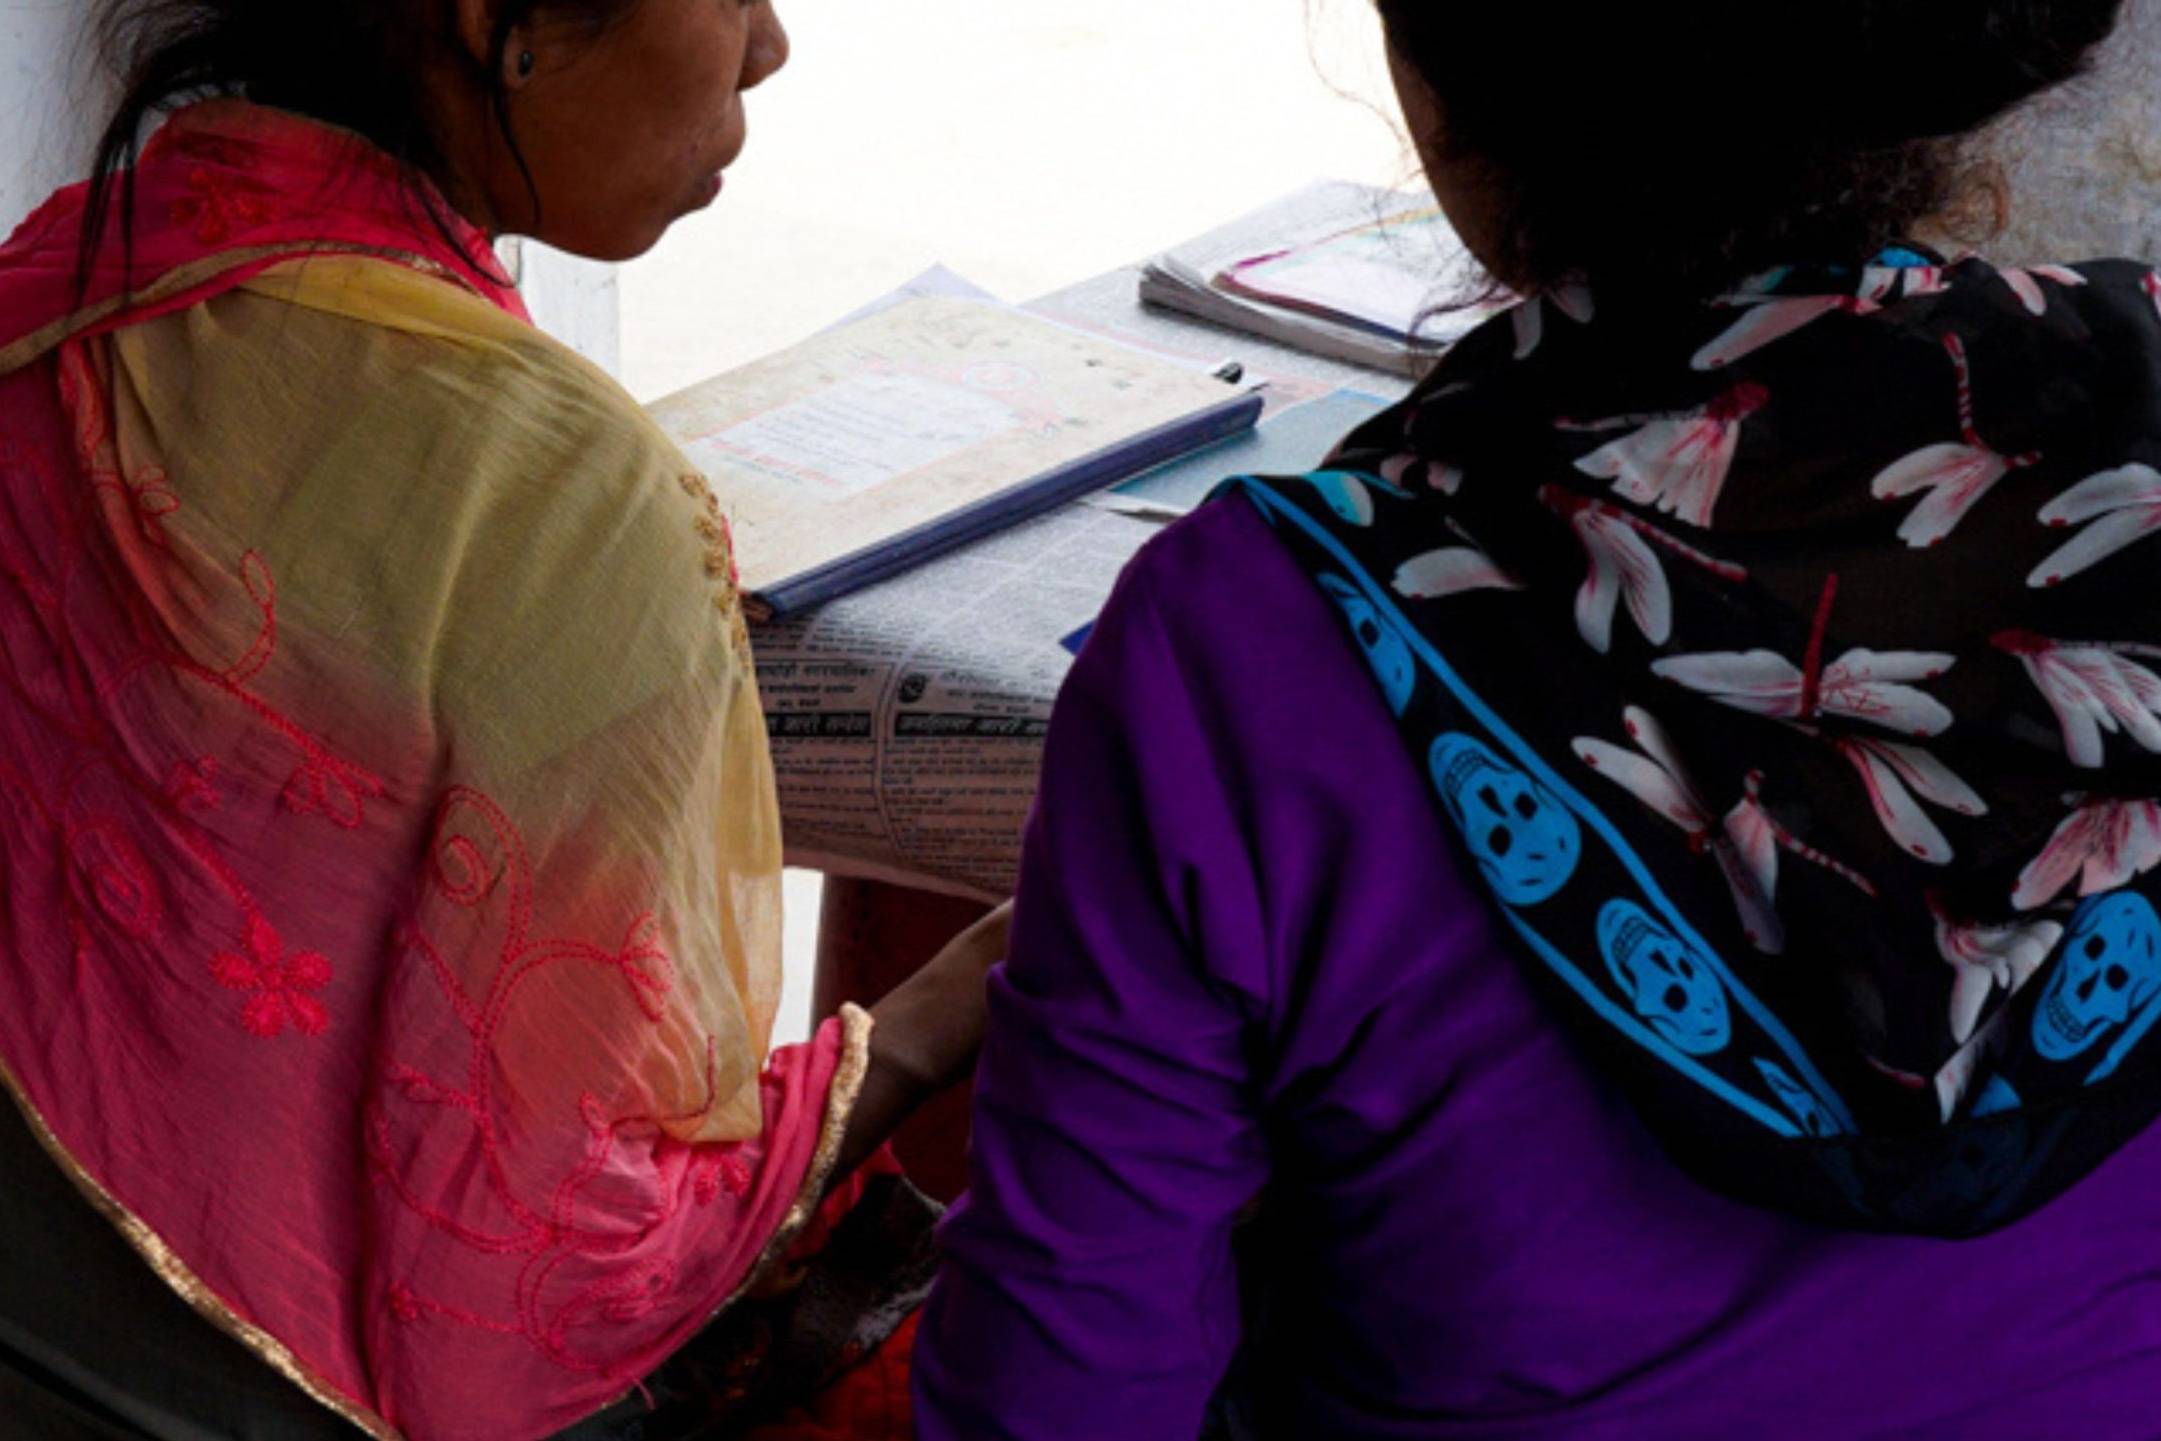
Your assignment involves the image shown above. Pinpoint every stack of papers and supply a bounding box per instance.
[1139,181,1504,377]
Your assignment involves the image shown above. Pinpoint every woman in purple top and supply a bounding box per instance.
[914,2,2161,1437]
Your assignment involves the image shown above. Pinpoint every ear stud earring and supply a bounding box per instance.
[517,50,536,77]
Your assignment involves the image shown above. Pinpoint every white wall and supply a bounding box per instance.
[505,238,624,379]
[0,7,620,375]
[1,2,108,239]
[615,0,1412,401]
[1991,0,2161,265]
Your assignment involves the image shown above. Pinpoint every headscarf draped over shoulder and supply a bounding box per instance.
[1227,250,2161,1237]
[0,101,865,1440]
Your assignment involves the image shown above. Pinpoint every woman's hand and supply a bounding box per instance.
[829,901,1013,1185]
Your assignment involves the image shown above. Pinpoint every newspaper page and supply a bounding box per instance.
[751,500,1161,899]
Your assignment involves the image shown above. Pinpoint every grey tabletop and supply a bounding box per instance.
[748,244,1413,900]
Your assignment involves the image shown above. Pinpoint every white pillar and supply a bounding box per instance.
[0,4,108,239]
[503,239,625,380]
[1,9,621,379]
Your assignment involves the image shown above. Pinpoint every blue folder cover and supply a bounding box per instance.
[750,386,1265,618]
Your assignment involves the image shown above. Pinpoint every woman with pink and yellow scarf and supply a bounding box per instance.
[0,3,1001,1438]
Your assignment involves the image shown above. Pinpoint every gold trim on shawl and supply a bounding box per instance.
[0,1004,876,1441]
[727,1002,877,1298]
[570,1002,878,1427]
[0,1053,403,1440]
[0,243,486,379]
[677,472,755,671]
[775,1001,877,1248]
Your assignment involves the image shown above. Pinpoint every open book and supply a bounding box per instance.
[648,295,1262,617]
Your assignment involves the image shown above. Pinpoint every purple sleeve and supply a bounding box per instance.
[911,524,1275,1440]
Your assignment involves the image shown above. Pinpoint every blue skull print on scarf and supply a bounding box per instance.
[2033,892,2161,1075]
[1318,573,1416,715]
[1430,734,1581,903]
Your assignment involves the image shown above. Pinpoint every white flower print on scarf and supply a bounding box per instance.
[1725,769,1878,900]
[1304,470,1385,526]
[1997,264,2086,317]
[1928,1008,2021,1124]
[1871,334,2040,548]
[1692,265,1948,372]
[1653,576,1978,861]
[2014,797,2161,910]
[1696,298,1877,373]
[1931,896,2064,1045]
[1510,283,1594,359]
[1391,539,1523,601]
[1574,707,1785,951]
[1992,631,2161,768]
[1653,647,1956,734]
[1830,736,1987,864]
[2029,463,2161,588]
[1538,485,1746,652]
[1379,451,1464,496]
[1572,382,1768,527]
[1652,576,1955,736]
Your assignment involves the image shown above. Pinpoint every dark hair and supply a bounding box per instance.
[78,0,640,291]
[1375,1,2125,298]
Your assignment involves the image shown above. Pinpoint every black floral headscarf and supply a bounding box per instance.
[1226,251,2161,1235]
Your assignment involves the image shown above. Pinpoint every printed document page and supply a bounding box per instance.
[648,296,1244,600]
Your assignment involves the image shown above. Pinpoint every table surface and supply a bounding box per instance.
[784,223,1420,1186]
[743,227,1416,901]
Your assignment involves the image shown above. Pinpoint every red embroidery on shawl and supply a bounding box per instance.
[388,1282,425,1323]
[164,756,220,811]
[691,1151,755,1207]
[279,745,380,829]
[368,788,737,1378]
[169,166,272,246]
[385,1281,523,1335]
[209,914,333,1037]
[10,322,756,1388]
[1,346,387,1043]
[692,1155,726,1208]
[614,914,677,1023]
[226,551,277,683]
[91,465,181,551]
[65,816,166,939]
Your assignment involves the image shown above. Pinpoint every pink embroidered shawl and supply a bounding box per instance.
[0,102,866,1441]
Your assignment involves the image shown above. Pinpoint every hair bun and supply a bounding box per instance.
[1843,0,2126,141]
[1374,0,2128,294]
